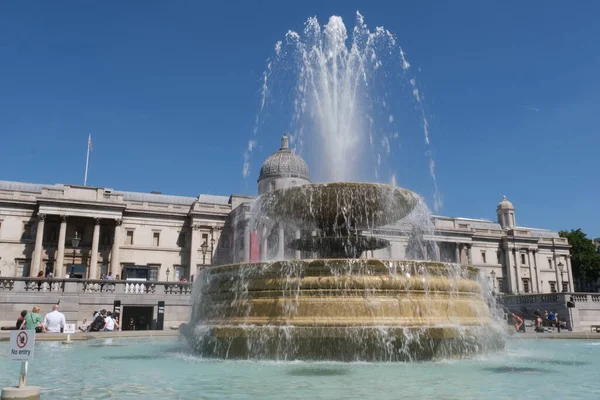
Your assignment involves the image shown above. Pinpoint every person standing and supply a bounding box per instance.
[44,304,66,333]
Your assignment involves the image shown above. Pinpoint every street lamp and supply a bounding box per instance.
[201,240,209,265]
[166,267,170,282]
[70,232,80,277]
[490,270,496,289]
[558,261,566,292]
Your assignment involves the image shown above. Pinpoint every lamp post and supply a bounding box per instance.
[490,270,496,292]
[70,232,80,278]
[166,267,170,282]
[558,261,566,292]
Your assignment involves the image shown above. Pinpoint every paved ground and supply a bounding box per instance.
[0,329,180,342]
[511,331,600,340]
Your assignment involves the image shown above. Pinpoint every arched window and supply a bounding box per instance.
[270,181,276,191]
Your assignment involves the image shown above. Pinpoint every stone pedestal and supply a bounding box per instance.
[1,386,41,400]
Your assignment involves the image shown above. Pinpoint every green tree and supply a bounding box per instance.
[559,229,600,287]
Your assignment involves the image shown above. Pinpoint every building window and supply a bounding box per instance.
[152,232,160,247]
[177,232,187,248]
[46,226,58,244]
[562,281,569,292]
[16,260,30,277]
[481,251,487,264]
[125,230,134,245]
[22,223,33,240]
[522,278,530,293]
[101,232,111,246]
[496,251,501,264]
[147,264,160,281]
[497,278,504,293]
[75,226,85,242]
[548,258,553,269]
[45,262,54,277]
[520,253,526,265]
[173,265,188,281]
[269,181,275,191]
[549,281,557,293]
[202,233,209,247]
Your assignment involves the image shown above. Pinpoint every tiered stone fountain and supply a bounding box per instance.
[181,182,504,361]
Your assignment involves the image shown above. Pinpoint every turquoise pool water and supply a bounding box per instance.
[0,337,598,399]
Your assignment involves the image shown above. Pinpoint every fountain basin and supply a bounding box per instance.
[183,259,504,361]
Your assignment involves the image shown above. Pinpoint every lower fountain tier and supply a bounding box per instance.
[181,325,504,361]
[184,259,504,361]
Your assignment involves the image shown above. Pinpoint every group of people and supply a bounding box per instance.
[15,305,120,333]
[534,309,567,332]
[16,304,66,333]
[79,309,120,332]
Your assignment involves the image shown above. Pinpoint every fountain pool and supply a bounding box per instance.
[0,337,598,399]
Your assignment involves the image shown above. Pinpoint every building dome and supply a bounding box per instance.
[497,195,514,211]
[258,135,310,182]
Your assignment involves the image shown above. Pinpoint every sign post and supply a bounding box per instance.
[62,323,76,344]
[2,330,40,399]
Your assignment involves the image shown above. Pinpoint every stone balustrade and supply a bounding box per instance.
[499,292,600,332]
[499,292,600,306]
[0,277,192,296]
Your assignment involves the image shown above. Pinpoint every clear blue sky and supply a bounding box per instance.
[0,1,598,237]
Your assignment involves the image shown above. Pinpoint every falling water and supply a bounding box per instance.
[244,11,441,208]
[183,13,506,361]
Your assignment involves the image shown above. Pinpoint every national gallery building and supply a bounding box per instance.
[0,136,572,295]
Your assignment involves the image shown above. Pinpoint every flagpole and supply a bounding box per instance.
[84,134,91,186]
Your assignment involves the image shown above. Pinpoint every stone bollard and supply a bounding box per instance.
[2,362,40,400]
[1,386,41,400]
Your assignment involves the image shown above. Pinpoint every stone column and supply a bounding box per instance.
[278,227,285,260]
[503,244,515,294]
[513,248,521,293]
[89,218,101,279]
[190,224,199,274]
[243,225,250,263]
[466,244,472,265]
[260,224,268,261]
[530,249,540,293]
[31,213,46,277]
[294,229,301,260]
[455,243,460,264]
[110,219,122,276]
[55,215,68,277]
[566,255,574,292]
[526,249,534,293]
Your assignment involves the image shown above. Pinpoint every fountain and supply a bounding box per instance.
[181,13,504,361]
[181,182,504,361]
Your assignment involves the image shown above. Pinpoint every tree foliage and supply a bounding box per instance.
[559,229,600,284]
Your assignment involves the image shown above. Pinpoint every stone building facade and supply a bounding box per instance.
[0,136,572,295]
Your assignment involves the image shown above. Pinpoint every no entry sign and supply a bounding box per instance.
[9,330,35,361]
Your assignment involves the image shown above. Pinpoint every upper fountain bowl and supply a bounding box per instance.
[254,182,419,233]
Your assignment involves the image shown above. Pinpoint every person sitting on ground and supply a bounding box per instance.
[21,305,46,332]
[512,313,525,332]
[79,318,89,332]
[44,304,66,333]
[535,314,544,332]
[15,310,27,330]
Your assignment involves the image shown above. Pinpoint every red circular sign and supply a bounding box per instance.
[16,331,28,349]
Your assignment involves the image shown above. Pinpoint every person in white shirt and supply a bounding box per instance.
[103,311,119,331]
[44,304,66,333]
